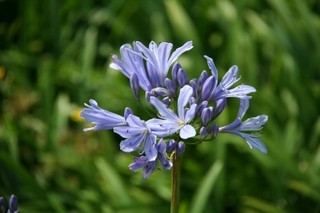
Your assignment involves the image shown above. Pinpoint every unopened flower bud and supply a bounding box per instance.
[166,139,177,153]
[177,68,188,87]
[176,141,185,156]
[124,107,133,119]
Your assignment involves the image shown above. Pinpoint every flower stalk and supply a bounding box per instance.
[171,152,181,213]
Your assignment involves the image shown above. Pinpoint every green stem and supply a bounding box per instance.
[171,152,181,213]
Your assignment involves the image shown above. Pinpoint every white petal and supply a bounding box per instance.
[179,124,196,139]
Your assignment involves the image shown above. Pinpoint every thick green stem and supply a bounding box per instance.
[171,152,181,213]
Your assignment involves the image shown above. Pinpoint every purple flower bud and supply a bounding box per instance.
[201,76,217,101]
[189,79,198,98]
[212,98,227,120]
[177,68,188,87]
[201,107,213,126]
[9,194,18,212]
[166,139,177,153]
[164,78,176,97]
[162,97,171,106]
[197,70,209,90]
[152,87,172,97]
[200,126,208,138]
[130,73,140,100]
[196,101,208,117]
[172,62,181,84]
[124,107,133,119]
[211,124,219,138]
[0,197,6,211]
[176,141,185,156]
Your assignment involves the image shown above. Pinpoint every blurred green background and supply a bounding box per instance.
[1,0,320,212]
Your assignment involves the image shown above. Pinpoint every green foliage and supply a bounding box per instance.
[0,0,320,212]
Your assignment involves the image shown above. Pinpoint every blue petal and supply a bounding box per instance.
[168,41,193,69]
[113,126,146,138]
[147,118,180,137]
[149,97,180,122]
[144,134,157,161]
[204,56,218,79]
[142,161,157,179]
[129,156,148,172]
[119,133,146,152]
[177,85,193,120]
[185,104,197,123]
[220,65,240,89]
[240,133,268,153]
[226,85,256,99]
[126,114,145,127]
[237,99,250,120]
[241,115,268,131]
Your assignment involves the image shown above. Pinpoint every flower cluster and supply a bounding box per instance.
[0,195,19,213]
[81,41,268,179]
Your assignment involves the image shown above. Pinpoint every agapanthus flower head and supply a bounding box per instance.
[81,40,268,179]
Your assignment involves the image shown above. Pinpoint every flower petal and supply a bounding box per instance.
[241,115,268,131]
[204,55,218,79]
[226,85,256,99]
[178,85,193,120]
[168,41,193,68]
[149,97,180,122]
[113,126,146,138]
[179,124,196,139]
[129,156,148,172]
[119,133,146,152]
[240,133,268,153]
[220,65,240,89]
[185,104,197,123]
[144,134,157,161]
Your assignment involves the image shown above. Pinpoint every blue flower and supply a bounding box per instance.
[135,41,193,87]
[219,99,268,153]
[203,56,256,101]
[80,99,127,131]
[110,41,193,97]
[114,114,158,161]
[129,139,172,179]
[148,85,197,139]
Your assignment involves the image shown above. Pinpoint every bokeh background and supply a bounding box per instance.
[1,0,320,212]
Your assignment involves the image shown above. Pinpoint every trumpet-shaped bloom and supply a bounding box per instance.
[203,56,256,101]
[219,99,268,153]
[110,41,193,94]
[114,114,158,161]
[129,139,172,179]
[80,99,126,131]
[148,85,197,139]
